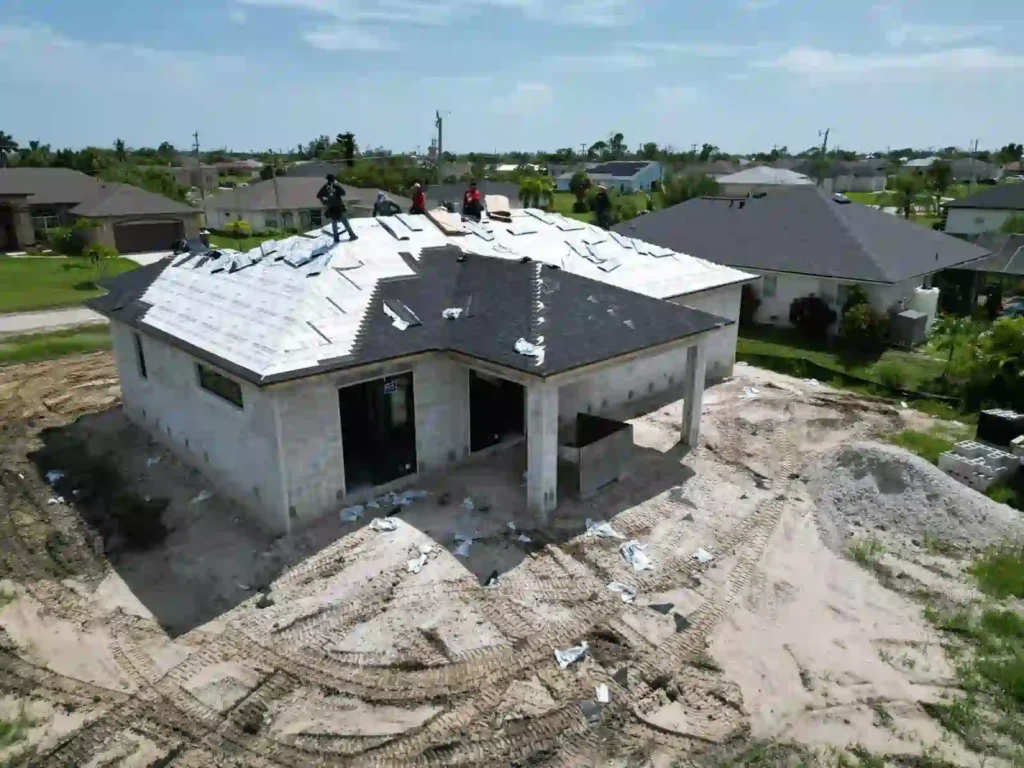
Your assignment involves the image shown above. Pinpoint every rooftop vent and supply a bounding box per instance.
[832,193,851,204]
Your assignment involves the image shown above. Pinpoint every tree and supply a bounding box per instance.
[1000,213,1024,234]
[0,131,18,167]
[640,142,659,161]
[337,132,356,167]
[551,147,575,164]
[930,314,978,376]
[587,140,607,160]
[157,141,176,160]
[609,132,625,159]
[660,174,720,208]
[225,219,252,250]
[114,138,126,162]
[697,143,716,163]
[926,159,953,213]
[967,317,1024,410]
[83,243,118,283]
[892,174,923,219]
[997,142,1023,165]
[518,176,554,209]
[568,170,591,211]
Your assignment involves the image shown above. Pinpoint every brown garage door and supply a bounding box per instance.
[113,221,184,253]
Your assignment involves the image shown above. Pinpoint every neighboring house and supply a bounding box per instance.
[716,166,813,196]
[949,159,1002,183]
[203,177,411,232]
[0,168,199,252]
[285,160,350,179]
[805,161,889,193]
[903,156,940,171]
[493,163,541,173]
[1002,161,1024,177]
[87,210,754,533]
[944,184,1024,237]
[425,181,521,210]
[213,158,264,178]
[165,164,219,193]
[674,160,739,179]
[615,186,989,329]
[555,161,663,193]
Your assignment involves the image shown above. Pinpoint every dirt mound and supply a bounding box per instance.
[809,441,1022,553]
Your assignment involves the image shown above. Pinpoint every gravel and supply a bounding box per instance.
[809,441,1022,553]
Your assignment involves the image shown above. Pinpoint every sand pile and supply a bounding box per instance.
[809,441,1022,552]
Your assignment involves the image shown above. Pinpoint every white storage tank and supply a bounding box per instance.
[910,287,940,334]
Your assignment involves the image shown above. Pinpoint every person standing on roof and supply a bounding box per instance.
[372,190,391,217]
[593,185,612,229]
[462,180,483,219]
[317,173,358,243]
[409,182,426,215]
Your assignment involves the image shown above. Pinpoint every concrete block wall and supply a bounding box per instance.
[109,321,287,532]
[413,356,470,470]
[938,440,1019,492]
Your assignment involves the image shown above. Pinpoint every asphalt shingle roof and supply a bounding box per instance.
[614,186,990,283]
[945,183,1024,211]
[425,181,521,207]
[204,177,411,212]
[586,161,654,178]
[69,183,197,217]
[718,166,813,186]
[0,167,104,205]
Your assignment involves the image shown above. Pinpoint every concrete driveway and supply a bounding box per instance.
[0,307,107,337]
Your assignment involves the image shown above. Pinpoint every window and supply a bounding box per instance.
[133,333,147,379]
[762,275,778,298]
[308,209,323,227]
[197,363,243,408]
[265,217,279,230]
[282,212,294,228]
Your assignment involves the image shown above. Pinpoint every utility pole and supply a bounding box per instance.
[192,131,205,204]
[435,110,444,164]
[969,138,980,189]
[817,128,830,186]
[270,148,283,232]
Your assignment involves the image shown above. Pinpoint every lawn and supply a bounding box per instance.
[550,191,592,222]
[0,326,111,366]
[0,257,138,313]
[208,232,284,252]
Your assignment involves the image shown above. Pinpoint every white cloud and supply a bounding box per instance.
[756,45,1024,80]
[228,7,248,23]
[653,85,698,108]
[546,51,654,73]
[625,41,761,57]
[475,0,637,27]
[489,82,553,115]
[870,3,998,48]
[738,0,778,10]
[304,24,395,50]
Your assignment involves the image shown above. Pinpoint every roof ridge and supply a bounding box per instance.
[813,187,892,282]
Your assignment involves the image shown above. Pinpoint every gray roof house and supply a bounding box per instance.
[87,209,754,533]
[616,186,989,328]
[715,166,814,197]
[203,177,412,233]
[555,160,663,194]
[943,183,1024,237]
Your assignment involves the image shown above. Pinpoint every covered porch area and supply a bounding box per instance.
[0,194,36,251]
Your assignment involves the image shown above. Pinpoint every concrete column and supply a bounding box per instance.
[682,340,707,447]
[526,381,559,521]
[12,203,36,248]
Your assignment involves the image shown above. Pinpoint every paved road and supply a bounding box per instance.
[0,307,107,336]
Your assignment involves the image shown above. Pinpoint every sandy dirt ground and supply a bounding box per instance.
[0,354,1018,766]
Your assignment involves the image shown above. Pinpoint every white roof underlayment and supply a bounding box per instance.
[139,209,754,380]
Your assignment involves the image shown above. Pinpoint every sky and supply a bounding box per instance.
[1,0,1022,156]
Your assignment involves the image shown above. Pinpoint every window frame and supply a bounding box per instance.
[133,332,148,380]
[196,363,244,409]
[762,275,778,298]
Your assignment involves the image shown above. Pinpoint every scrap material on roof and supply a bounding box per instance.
[486,195,512,217]
[88,210,753,385]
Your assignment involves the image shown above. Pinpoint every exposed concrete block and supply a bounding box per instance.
[527,382,558,520]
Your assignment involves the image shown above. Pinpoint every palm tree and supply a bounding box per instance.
[609,132,625,158]
[518,176,555,209]
[927,160,952,215]
[930,314,975,376]
[0,132,19,167]
[114,138,126,162]
[891,174,922,219]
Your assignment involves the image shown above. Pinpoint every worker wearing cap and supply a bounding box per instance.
[593,184,612,229]
[410,182,427,215]
[462,180,483,219]
[317,173,357,243]
[372,190,391,217]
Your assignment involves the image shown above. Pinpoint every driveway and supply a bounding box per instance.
[0,307,106,337]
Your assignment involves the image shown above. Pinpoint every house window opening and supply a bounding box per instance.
[134,333,148,379]
[469,370,525,452]
[197,363,243,408]
[339,373,417,493]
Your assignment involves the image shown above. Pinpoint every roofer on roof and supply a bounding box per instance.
[372,190,391,217]
[317,173,357,243]
[593,185,612,230]
[462,180,483,220]
[410,182,426,215]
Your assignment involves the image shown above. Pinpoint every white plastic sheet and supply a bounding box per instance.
[620,540,653,571]
[340,505,364,523]
[190,490,213,504]
[739,386,760,400]
[595,683,610,703]
[586,518,625,540]
[442,308,463,320]
[45,470,64,485]
[370,517,398,532]
[692,547,714,564]
[606,581,637,603]
[554,640,589,669]
[514,337,546,367]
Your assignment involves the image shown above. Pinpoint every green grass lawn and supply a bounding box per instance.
[208,232,283,252]
[0,326,111,366]
[0,257,138,313]
[884,424,972,465]
[550,191,592,222]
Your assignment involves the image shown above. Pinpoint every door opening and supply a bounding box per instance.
[339,372,417,493]
[469,370,525,452]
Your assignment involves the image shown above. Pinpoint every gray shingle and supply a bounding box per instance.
[945,184,1024,211]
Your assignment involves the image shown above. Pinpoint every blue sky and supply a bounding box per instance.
[1,0,1022,155]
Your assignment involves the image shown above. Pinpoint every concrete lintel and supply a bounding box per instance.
[682,339,707,447]
[526,380,559,522]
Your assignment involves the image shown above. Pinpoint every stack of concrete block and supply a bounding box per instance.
[938,440,1019,492]
[1012,434,1024,459]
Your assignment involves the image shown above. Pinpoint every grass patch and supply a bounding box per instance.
[984,472,1024,511]
[848,537,886,567]
[0,706,30,750]
[0,326,111,366]
[884,424,971,466]
[0,257,138,313]
[970,546,1024,599]
[208,232,283,252]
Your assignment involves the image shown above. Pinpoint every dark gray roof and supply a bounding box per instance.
[587,161,653,177]
[945,183,1024,211]
[949,159,1001,181]
[0,167,104,205]
[614,186,991,284]
[70,183,198,217]
[89,247,729,385]
[204,177,411,212]
[425,181,520,206]
[958,234,1024,276]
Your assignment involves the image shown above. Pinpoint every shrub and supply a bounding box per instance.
[740,283,761,326]
[789,295,836,340]
[875,361,907,389]
[840,303,889,351]
[842,284,870,315]
[571,199,588,213]
[965,317,1024,410]
[45,226,77,255]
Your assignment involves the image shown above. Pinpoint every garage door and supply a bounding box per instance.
[113,221,185,253]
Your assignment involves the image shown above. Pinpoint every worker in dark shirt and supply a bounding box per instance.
[593,185,612,229]
[410,182,426,215]
[317,174,357,243]
[372,191,391,217]
[462,180,483,219]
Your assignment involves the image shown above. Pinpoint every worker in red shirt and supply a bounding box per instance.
[462,180,483,219]
[410,182,426,215]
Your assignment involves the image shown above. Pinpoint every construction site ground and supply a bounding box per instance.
[0,353,1020,766]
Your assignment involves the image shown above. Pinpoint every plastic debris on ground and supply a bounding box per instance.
[146,456,162,467]
[340,505,364,523]
[620,540,653,571]
[739,386,760,400]
[901,401,909,409]
[517,534,533,544]
[419,543,434,555]
[441,308,463,320]
[370,517,398,532]
[806,378,820,387]
[507,521,517,531]
[692,547,714,564]
[586,518,626,540]
[190,490,213,505]
[595,683,610,703]
[514,337,546,367]
[45,470,64,485]
[454,538,473,558]
[554,640,589,669]
[46,497,64,506]
[606,581,637,603]
[462,497,475,512]
[407,554,429,574]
